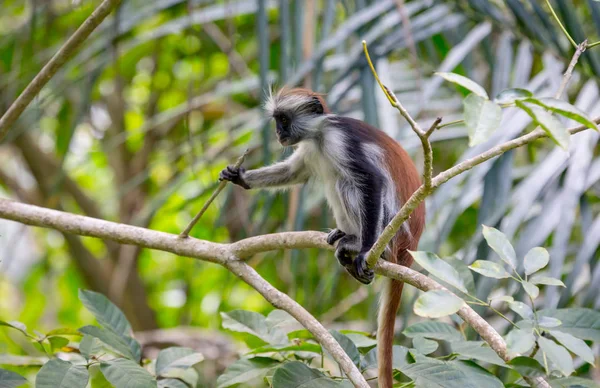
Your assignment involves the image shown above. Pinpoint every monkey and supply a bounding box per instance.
[219,87,425,388]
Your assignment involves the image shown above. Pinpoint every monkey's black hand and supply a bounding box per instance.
[326,228,346,245]
[219,165,251,189]
[352,252,374,285]
[334,234,358,267]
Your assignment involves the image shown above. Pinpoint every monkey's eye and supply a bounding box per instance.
[280,117,288,125]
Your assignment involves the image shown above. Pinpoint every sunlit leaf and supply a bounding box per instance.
[494,88,533,105]
[515,101,570,150]
[549,330,595,365]
[522,282,540,300]
[530,276,565,287]
[436,72,489,98]
[409,251,468,293]
[78,326,136,360]
[538,317,562,329]
[538,337,574,377]
[508,301,534,320]
[491,295,514,303]
[468,260,511,279]
[414,290,465,318]
[482,226,517,269]
[36,359,88,388]
[463,94,502,146]
[524,247,549,275]
[100,359,156,388]
[0,320,30,337]
[524,97,598,131]
[47,336,69,352]
[505,328,535,357]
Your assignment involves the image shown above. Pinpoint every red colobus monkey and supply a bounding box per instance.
[219,88,425,388]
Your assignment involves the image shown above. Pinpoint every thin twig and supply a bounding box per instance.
[0,0,122,141]
[179,149,249,238]
[555,40,587,99]
[544,0,577,48]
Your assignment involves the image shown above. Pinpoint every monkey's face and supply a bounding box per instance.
[273,112,301,146]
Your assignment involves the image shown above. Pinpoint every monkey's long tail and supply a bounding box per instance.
[377,277,403,388]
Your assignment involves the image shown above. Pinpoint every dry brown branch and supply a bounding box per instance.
[0,0,122,141]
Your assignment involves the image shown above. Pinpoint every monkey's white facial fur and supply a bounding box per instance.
[264,88,327,146]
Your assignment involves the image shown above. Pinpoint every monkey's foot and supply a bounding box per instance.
[326,228,346,245]
[334,235,358,266]
[352,253,374,284]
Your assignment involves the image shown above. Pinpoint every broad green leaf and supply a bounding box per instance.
[156,347,204,376]
[158,379,188,388]
[450,341,507,367]
[216,357,279,388]
[538,337,574,377]
[0,368,27,388]
[247,342,322,355]
[539,308,600,341]
[402,358,503,388]
[435,72,488,98]
[221,310,287,345]
[413,336,438,354]
[100,359,156,388]
[515,101,570,150]
[271,361,342,388]
[463,94,502,146]
[88,365,112,388]
[522,282,540,300]
[508,301,534,320]
[468,260,511,279]
[505,328,535,357]
[339,332,377,349]
[524,97,598,131]
[403,321,463,342]
[409,251,468,293]
[79,335,103,360]
[36,359,88,388]
[0,320,30,337]
[538,317,562,329]
[329,330,360,367]
[414,290,464,318]
[491,295,514,303]
[158,368,197,387]
[524,247,549,275]
[79,326,135,360]
[549,331,594,365]
[361,345,409,371]
[482,226,517,269]
[494,88,533,105]
[549,377,599,388]
[47,336,69,351]
[78,290,132,337]
[530,276,565,287]
[507,356,546,377]
[265,310,299,334]
[442,256,476,295]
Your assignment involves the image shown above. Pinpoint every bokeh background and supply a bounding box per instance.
[1,0,599,383]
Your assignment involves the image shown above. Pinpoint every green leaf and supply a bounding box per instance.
[508,301,534,320]
[491,295,514,303]
[524,97,598,131]
[100,359,157,388]
[0,368,27,388]
[403,321,463,342]
[271,361,343,388]
[329,330,360,367]
[450,341,507,367]
[524,247,549,275]
[88,365,112,388]
[409,251,468,293]
[79,335,103,360]
[505,328,535,357]
[549,331,595,365]
[216,357,279,388]
[361,345,409,371]
[247,342,322,355]
[413,336,438,355]
[538,337,574,377]
[539,308,600,341]
[441,256,476,295]
[47,336,69,351]
[265,310,299,335]
[538,317,562,329]
[78,290,132,337]
[482,226,517,269]
[35,359,88,388]
[494,88,533,105]
[548,377,599,388]
[468,260,511,279]
[221,310,287,345]
[156,347,204,376]
[0,320,30,337]
[522,282,540,300]
[530,276,565,287]
[402,358,503,388]
[157,379,188,388]
[339,332,377,349]
[515,101,570,150]
[414,290,464,318]
[463,94,502,146]
[46,328,82,337]
[435,72,488,98]
[79,326,135,360]
[507,356,546,377]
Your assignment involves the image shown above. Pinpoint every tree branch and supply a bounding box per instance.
[0,0,122,141]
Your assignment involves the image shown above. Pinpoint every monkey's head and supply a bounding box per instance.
[264,88,329,146]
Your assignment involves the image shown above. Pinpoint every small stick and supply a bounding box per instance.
[179,149,250,238]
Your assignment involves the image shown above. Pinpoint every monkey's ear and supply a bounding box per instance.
[311,96,324,115]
